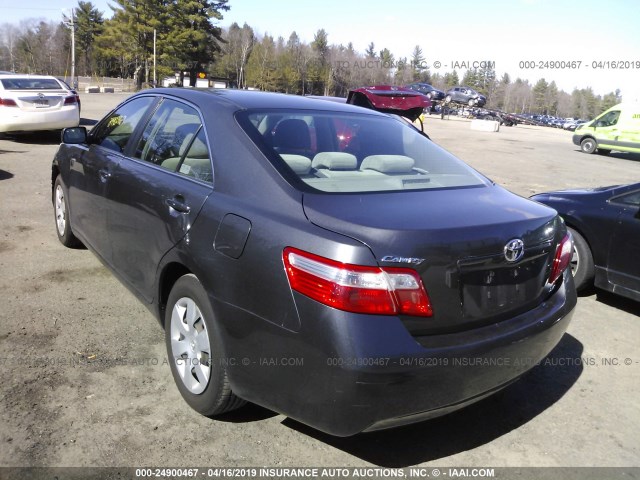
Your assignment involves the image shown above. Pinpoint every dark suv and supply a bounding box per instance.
[405,82,446,101]
[445,86,486,107]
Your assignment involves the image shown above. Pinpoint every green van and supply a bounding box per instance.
[573,102,640,155]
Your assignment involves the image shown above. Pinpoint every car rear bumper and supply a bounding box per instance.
[217,271,576,436]
[0,108,79,133]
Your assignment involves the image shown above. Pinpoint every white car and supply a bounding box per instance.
[0,74,80,134]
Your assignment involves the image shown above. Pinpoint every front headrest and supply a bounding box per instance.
[273,119,311,150]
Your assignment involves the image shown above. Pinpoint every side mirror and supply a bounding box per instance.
[61,126,87,144]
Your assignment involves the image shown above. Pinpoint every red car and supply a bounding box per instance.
[347,85,431,121]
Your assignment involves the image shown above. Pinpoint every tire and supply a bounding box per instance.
[580,137,597,154]
[568,227,594,292]
[445,95,452,103]
[597,149,611,155]
[165,274,245,416]
[53,175,82,248]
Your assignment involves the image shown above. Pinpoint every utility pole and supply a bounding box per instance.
[153,29,157,87]
[64,9,77,89]
[71,9,76,89]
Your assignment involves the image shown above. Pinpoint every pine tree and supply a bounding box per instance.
[74,1,104,76]
[164,0,229,86]
[364,42,375,59]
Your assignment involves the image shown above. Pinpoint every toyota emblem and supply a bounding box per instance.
[504,239,525,263]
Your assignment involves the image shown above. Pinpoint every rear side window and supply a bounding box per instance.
[0,78,63,90]
[179,129,212,183]
[238,109,487,193]
[90,97,155,153]
[133,99,212,183]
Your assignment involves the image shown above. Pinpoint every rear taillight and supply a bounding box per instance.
[0,98,17,107]
[283,247,432,317]
[548,234,573,285]
[64,96,77,105]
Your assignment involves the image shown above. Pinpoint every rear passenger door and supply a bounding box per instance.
[106,97,214,302]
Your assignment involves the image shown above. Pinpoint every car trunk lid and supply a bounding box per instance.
[12,91,67,110]
[302,185,561,334]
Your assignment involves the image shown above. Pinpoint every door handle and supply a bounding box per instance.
[165,196,191,214]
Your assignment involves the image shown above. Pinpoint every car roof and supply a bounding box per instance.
[147,88,388,115]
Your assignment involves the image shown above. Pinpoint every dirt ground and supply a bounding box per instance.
[0,93,638,472]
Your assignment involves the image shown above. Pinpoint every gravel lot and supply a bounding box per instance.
[0,93,638,471]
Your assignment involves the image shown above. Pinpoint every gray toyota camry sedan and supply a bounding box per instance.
[51,88,576,436]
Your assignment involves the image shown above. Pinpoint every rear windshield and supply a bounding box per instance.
[237,109,488,193]
[1,78,63,90]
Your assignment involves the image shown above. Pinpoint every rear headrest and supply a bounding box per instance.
[360,155,415,173]
[280,154,312,175]
[312,152,357,170]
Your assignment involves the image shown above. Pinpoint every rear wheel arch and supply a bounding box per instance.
[565,225,595,291]
[564,221,593,255]
[164,273,246,415]
[158,262,192,325]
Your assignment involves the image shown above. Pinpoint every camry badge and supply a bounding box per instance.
[381,255,425,265]
[504,239,525,263]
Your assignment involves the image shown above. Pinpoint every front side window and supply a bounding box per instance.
[238,109,488,193]
[595,111,620,128]
[91,96,155,153]
[613,190,640,207]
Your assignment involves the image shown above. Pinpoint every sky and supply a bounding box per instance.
[1,0,639,101]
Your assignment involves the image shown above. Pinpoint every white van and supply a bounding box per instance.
[573,102,640,155]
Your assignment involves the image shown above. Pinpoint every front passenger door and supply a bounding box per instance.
[68,96,156,262]
[594,110,621,149]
